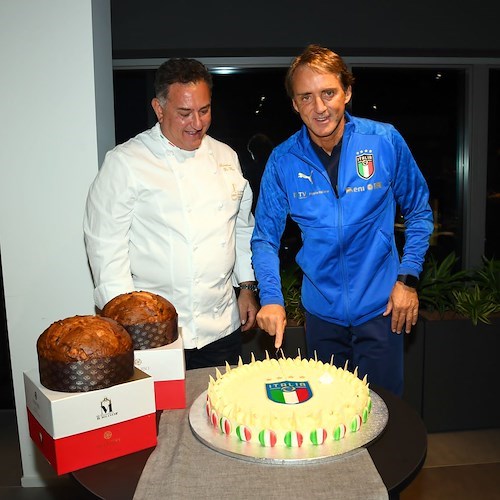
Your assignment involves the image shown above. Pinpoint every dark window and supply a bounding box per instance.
[113,70,156,145]
[486,68,500,259]
[351,67,464,262]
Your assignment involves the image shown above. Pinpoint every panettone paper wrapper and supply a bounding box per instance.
[38,350,134,392]
[125,319,178,350]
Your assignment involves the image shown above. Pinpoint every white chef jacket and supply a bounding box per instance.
[83,123,256,349]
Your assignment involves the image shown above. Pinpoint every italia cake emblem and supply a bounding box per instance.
[266,381,312,404]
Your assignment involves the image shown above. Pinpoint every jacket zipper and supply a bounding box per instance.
[336,135,351,325]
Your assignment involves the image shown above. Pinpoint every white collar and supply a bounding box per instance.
[160,131,197,163]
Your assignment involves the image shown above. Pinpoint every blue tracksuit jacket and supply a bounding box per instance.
[251,113,434,326]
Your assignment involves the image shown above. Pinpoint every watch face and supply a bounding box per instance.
[398,274,419,288]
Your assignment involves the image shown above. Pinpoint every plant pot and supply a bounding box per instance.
[402,320,425,416]
[419,314,500,432]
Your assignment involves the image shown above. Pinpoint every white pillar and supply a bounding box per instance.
[0,0,115,486]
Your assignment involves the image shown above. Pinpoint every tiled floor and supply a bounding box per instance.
[2,408,499,499]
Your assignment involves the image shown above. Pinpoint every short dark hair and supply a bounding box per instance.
[285,44,355,99]
[154,58,213,103]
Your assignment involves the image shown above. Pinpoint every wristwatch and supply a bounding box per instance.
[397,274,419,289]
[239,283,258,293]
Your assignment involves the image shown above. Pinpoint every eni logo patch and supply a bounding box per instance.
[356,150,375,180]
[219,163,235,171]
[345,182,383,194]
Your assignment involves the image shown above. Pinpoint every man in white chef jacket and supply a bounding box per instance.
[84,58,259,369]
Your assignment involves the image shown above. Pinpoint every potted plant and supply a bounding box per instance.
[453,256,500,324]
[280,262,305,327]
[418,251,500,323]
[417,252,469,319]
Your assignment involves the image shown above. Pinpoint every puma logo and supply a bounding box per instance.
[298,171,313,184]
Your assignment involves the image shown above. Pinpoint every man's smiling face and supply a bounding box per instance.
[292,65,352,153]
[152,80,212,151]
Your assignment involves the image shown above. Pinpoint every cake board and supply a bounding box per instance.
[189,389,388,465]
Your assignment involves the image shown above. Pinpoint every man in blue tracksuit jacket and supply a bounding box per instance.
[251,45,434,395]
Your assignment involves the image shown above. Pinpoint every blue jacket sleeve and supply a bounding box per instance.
[251,151,289,306]
[391,127,434,276]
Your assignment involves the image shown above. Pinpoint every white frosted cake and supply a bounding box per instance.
[206,354,372,448]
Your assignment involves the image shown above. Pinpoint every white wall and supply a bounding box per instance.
[0,0,114,486]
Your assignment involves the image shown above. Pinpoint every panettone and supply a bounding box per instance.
[36,315,134,392]
[101,291,178,349]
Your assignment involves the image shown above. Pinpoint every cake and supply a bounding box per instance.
[101,291,178,350]
[206,354,372,448]
[37,315,134,392]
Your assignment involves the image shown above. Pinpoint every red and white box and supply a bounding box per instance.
[24,367,157,475]
[133,335,186,410]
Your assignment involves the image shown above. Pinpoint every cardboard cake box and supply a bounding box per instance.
[24,367,157,475]
[133,335,186,410]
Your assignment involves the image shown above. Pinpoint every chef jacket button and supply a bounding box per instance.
[213,307,218,312]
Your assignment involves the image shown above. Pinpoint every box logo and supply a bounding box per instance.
[97,397,117,420]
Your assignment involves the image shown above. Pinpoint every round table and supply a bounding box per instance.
[72,368,427,500]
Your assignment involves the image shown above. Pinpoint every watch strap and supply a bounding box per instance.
[397,274,419,289]
[239,283,258,292]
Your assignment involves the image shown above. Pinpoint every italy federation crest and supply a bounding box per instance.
[356,150,375,180]
[266,381,313,405]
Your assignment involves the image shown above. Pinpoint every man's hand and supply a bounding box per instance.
[383,281,419,334]
[256,304,287,348]
[238,289,259,332]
